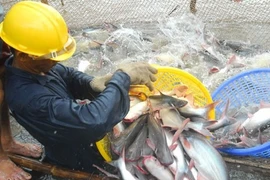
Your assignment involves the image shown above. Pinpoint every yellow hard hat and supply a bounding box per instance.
[0,1,76,61]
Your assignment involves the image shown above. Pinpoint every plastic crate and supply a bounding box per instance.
[97,65,214,162]
[212,68,270,157]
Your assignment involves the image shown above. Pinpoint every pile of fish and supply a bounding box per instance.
[211,100,270,149]
[95,85,229,180]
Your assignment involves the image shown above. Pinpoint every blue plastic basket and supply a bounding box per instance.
[212,68,270,158]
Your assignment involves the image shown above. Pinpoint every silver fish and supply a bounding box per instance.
[148,113,174,165]
[240,128,262,148]
[180,131,229,180]
[207,100,236,131]
[143,156,174,180]
[238,107,270,135]
[110,114,147,155]
[178,101,219,119]
[159,108,186,128]
[117,148,138,180]
[124,101,149,122]
[126,125,148,161]
[149,92,188,111]
[164,129,195,180]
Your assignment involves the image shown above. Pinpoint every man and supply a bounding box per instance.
[0,1,157,173]
[0,5,43,180]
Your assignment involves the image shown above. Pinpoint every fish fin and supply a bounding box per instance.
[197,172,208,180]
[231,121,242,134]
[220,99,230,119]
[169,143,178,151]
[209,66,220,74]
[247,113,253,118]
[171,118,190,146]
[188,159,195,169]
[213,139,230,148]
[133,164,148,175]
[173,84,188,97]
[158,90,165,96]
[182,136,191,149]
[242,127,250,137]
[260,101,270,108]
[206,101,220,115]
[203,120,218,127]
[226,54,237,65]
[93,164,119,179]
[185,93,196,107]
[195,128,214,138]
[146,138,156,151]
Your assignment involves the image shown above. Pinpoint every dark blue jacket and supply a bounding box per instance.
[5,57,130,172]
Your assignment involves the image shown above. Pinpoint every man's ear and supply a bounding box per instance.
[15,51,30,62]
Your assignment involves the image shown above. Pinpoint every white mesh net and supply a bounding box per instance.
[2,0,270,48]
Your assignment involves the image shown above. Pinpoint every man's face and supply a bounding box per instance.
[23,58,58,74]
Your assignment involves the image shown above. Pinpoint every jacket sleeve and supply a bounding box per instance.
[29,71,131,144]
[52,63,100,99]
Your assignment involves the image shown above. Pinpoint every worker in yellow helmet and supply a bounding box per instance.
[0,4,41,180]
[0,0,157,174]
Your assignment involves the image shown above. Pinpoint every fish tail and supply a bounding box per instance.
[206,101,220,119]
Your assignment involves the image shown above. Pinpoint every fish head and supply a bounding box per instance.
[142,155,160,167]
[170,98,188,108]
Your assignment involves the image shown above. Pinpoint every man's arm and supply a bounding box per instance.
[26,71,131,144]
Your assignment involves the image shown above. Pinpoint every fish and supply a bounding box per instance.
[143,156,174,180]
[148,91,188,111]
[178,101,219,119]
[147,113,174,165]
[180,131,229,180]
[159,108,186,129]
[199,49,225,74]
[238,107,270,135]
[185,121,215,137]
[218,40,264,56]
[133,165,151,180]
[110,114,147,155]
[126,125,148,161]
[117,148,139,180]
[112,121,126,138]
[141,138,154,156]
[240,128,262,148]
[207,100,236,131]
[129,96,143,107]
[124,101,149,122]
[164,129,195,180]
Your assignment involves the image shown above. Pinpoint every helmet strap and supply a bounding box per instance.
[30,36,75,60]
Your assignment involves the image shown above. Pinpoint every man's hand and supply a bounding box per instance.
[90,74,112,92]
[117,62,158,91]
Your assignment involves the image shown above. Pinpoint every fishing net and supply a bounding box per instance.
[2,0,270,48]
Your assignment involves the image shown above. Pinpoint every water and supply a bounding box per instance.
[63,13,270,93]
